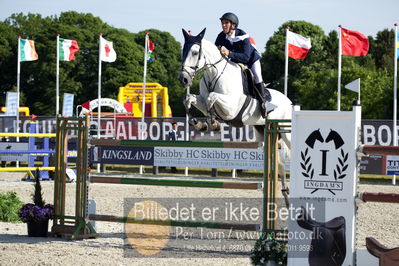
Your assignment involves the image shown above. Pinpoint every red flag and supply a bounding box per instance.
[341,27,369,56]
[81,100,90,110]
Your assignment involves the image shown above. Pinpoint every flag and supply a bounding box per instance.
[147,37,155,62]
[100,36,117,62]
[81,100,91,110]
[19,38,38,61]
[345,78,360,93]
[341,27,369,56]
[59,38,79,61]
[396,32,399,59]
[287,30,311,59]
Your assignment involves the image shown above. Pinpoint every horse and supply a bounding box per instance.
[178,28,293,204]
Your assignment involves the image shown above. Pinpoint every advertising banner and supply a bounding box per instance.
[386,155,399,175]
[90,146,154,165]
[90,145,263,170]
[154,147,263,170]
[288,106,360,266]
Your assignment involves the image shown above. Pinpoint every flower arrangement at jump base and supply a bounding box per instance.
[250,233,288,265]
[18,170,54,237]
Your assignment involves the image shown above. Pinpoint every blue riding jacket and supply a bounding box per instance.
[215,28,260,68]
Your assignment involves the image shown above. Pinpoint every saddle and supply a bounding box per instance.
[239,65,256,98]
[297,207,346,266]
[366,237,399,266]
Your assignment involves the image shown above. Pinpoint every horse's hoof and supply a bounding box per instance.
[198,122,208,132]
[194,121,208,132]
[211,121,221,132]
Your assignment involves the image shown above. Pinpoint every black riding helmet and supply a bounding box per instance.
[219,12,239,27]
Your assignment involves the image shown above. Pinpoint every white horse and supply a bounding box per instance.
[178,28,292,144]
[178,28,292,203]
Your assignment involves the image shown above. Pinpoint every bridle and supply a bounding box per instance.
[181,41,227,92]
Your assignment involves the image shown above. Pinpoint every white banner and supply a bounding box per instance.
[154,147,263,170]
[5,92,18,116]
[62,93,74,117]
[288,106,361,266]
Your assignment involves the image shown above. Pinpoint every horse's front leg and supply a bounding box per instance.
[184,93,209,116]
[184,93,209,132]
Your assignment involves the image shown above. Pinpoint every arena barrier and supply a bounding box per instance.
[51,116,289,239]
[0,122,56,180]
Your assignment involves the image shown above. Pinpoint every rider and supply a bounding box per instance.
[215,12,271,117]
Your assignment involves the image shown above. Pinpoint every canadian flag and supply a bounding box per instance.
[100,36,117,62]
[287,30,311,59]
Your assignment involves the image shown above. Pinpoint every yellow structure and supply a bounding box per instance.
[117,82,172,117]
[0,106,30,116]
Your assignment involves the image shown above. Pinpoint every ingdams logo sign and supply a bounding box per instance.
[300,129,349,195]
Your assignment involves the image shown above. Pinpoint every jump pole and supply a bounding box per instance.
[90,175,261,190]
[89,214,259,231]
[359,145,399,156]
[359,192,399,203]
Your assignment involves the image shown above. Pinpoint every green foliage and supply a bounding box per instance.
[32,170,45,207]
[0,191,23,222]
[250,234,288,265]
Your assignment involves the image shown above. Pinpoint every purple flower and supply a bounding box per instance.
[18,203,54,222]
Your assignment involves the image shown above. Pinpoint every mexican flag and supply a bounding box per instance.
[19,38,38,62]
[59,38,79,61]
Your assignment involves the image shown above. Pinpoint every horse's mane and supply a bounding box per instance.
[201,38,225,58]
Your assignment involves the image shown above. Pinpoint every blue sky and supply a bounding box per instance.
[0,0,398,52]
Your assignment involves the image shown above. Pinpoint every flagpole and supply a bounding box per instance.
[16,36,21,136]
[56,34,60,116]
[141,32,148,140]
[139,33,149,175]
[284,28,289,96]
[97,34,102,172]
[337,25,342,111]
[393,24,398,185]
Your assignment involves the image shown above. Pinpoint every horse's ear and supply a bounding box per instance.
[182,29,189,41]
[197,28,206,39]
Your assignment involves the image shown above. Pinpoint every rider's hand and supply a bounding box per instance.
[220,47,230,57]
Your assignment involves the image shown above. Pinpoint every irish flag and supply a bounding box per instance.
[287,30,311,59]
[19,38,38,62]
[59,38,79,61]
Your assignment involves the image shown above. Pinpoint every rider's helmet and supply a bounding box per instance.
[219,12,239,27]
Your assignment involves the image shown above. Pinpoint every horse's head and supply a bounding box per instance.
[178,28,206,88]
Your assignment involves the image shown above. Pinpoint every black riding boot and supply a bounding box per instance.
[255,82,271,118]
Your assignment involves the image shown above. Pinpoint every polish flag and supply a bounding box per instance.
[287,30,311,59]
[100,36,117,62]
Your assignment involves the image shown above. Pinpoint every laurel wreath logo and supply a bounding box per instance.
[334,148,348,180]
[300,148,314,179]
